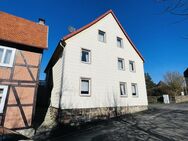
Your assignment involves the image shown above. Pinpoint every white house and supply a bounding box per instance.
[45,10,148,123]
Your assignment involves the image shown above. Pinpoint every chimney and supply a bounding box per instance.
[38,18,45,25]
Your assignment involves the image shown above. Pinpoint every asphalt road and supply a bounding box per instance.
[48,103,188,141]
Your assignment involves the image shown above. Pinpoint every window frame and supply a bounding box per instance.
[120,82,127,97]
[117,37,123,48]
[81,48,91,64]
[80,77,91,96]
[0,45,16,67]
[129,60,136,72]
[0,85,8,113]
[98,30,106,43]
[118,58,125,70]
[131,83,138,97]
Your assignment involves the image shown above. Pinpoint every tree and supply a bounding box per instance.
[163,71,185,96]
[145,73,156,96]
[157,0,188,16]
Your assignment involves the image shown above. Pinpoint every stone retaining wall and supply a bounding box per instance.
[174,96,188,103]
[49,106,148,125]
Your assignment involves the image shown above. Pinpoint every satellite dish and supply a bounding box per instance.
[68,26,76,33]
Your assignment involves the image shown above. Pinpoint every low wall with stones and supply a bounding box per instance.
[174,96,188,103]
[49,105,148,125]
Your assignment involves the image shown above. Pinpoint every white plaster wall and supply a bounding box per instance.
[60,13,148,109]
[50,56,63,108]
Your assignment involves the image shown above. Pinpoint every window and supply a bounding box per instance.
[81,78,90,95]
[120,82,127,96]
[0,85,8,113]
[117,37,123,48]
[0,46,15,67]
[118,58,125,70]
[81,49,90,63]
[129,61,135,72]
[131,83,138,96]
[98,30,106,42]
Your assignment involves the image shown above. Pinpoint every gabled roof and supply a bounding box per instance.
[0,11,48,49]
[62,10,144,62]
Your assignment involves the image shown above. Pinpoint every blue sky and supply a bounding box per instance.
[0,0,187,83]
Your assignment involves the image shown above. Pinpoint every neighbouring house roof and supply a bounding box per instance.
[62,10,144,62]
[0,11,48,49]
[184,68,188,77]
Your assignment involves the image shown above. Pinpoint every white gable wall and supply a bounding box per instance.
[59,13,147,109]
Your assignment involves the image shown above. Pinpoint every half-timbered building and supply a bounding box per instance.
[0,11,48,129]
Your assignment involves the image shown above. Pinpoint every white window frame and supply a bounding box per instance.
[131,83,138,97]
[0,85,8,113]
[80,78,91,96]
[98,30,106,43]
[129,60,136,72]
[0,45,16,67]
[118,58,125,70]
[81,48,91,64]
[120,82,127,97]
[117,37,123,48]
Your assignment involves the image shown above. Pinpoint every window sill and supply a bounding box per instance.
[130,70,136,73]
[81,61,91,64]
[132,95,139,98]
[0,64,13,68]
[80,94,91,97]
[120,95,128,98]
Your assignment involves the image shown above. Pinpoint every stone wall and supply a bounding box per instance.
[48,106,148,125]
[174,96,188,103]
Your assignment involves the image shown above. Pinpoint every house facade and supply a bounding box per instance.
[0,12,48,129]
[45,10,147,123]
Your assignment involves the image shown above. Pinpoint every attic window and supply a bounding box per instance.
[117,37,123,48]
[98,30,106,42]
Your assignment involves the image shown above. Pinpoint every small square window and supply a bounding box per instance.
[117,37,123,48]
[98,30,106,42]
[81,78,90,95]
[81,49,90,63]
[118,58,125,70]
[0,46,15,67]
[120,82,127,96]
[129,61,135,72]
[131,83,138,96]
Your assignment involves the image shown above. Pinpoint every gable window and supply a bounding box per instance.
[80,78,91,95]
[118,58,125,70]
[81,49,90,63]
[0,46,15,67]
[98,30,106,42]
[131,83,138,96]
[0,85,8,113]
[117,37,123,48]
[120,82,127,96]
[129,60,135,72]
